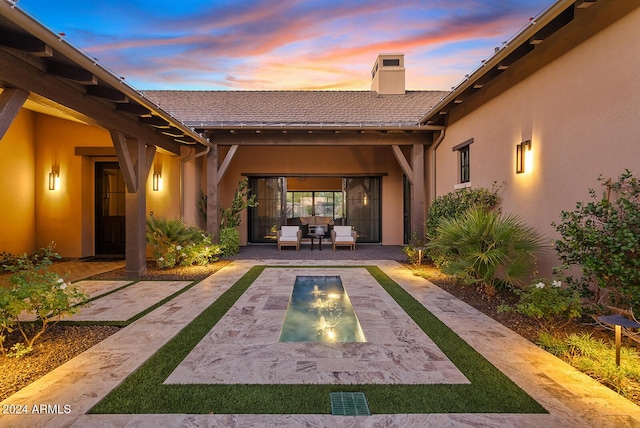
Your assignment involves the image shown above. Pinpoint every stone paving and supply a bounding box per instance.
[1,254,639,427]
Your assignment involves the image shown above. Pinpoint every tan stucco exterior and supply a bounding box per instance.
[431,5,640,274]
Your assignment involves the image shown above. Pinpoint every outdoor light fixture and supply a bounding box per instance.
[152,171,161,191]
[516,140,531,174]
[48,171,59,190]
[597,315,640,366]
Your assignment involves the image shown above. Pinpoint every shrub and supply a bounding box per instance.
[425,184,501,266]
[505,278,582,332]
[0,245,88,357]
[219,227,240,257]
[426,208,547,290]
[402,233,426,264]
[146,216,221,269]
[553,170,640,309]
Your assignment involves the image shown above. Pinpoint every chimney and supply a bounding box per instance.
[371,53,405,95]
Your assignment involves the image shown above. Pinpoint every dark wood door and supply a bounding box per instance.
[95,162,126,255]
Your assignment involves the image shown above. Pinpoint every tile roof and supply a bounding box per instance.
[144,90,448,129]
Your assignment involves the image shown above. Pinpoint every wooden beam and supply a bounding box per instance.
[0,30,52,57]
[86,85,129,103]
[217,144,238,179]
[139,115,170,128]
[0,87,29,141]
[0,49,182,154]
[74,147,116,157]
[47,62,98,85]
[206,144,220,239]
[111,131,139,193]
[391,145,413,184]
[116,102,151,116]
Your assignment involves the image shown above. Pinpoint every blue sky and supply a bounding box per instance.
[17,0,553,90]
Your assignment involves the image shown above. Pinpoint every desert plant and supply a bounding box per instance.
[504,278,582,332]
[402,233,426,264]
[540,332,640,398]
[219,227,240,257]
[220,178,258,229]
[0,244,88,357]
[426,208,547,290]
[553,170,640,309]
[146,216,221,268]
[425,184,501,266]
[216,179,258,256]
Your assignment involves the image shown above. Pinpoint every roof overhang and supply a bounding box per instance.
[419,0,611,127]
[0,1,210,154]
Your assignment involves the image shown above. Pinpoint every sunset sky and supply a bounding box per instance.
[18,0,553,91]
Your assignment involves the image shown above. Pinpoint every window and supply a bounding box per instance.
[286,191,344,219]
[459,145,470,183]
[382,58,400,67]
[453,138,473,184]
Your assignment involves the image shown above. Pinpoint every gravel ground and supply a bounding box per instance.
[0,260,229,401]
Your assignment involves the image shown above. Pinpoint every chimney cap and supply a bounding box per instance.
[371,54,405,95]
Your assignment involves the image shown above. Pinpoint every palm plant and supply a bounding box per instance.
[426,208,547,290]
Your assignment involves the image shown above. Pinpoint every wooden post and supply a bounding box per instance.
[206,144,220,240]
[112,131,155,277]
[411,143,425,240]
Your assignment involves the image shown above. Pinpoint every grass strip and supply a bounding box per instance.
[90,265,545,414]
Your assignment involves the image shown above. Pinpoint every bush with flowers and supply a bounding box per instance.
[146,215,223,269]
[502,278,583,332]
[0,244,88,357]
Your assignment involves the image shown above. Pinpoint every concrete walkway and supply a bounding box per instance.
[1,256,639,427]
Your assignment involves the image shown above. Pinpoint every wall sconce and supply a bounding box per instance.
[48,171,60,190]
[516,140,531,174]
[152,171,162,191]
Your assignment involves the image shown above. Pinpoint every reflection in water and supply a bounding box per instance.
[279,276,367,343]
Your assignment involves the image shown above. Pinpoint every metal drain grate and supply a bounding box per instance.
[330,392,371,416]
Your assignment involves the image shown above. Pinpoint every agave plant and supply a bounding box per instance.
[426,208,547,289]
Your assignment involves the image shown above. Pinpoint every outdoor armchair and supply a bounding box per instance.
[277,226,302,251]
[331,226,356,251]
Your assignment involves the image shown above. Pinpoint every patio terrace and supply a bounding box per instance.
[1,250,639,427]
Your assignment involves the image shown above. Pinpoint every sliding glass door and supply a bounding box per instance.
[248,176,381,243]
[248,177,285,243]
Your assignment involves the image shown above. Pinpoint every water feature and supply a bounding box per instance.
[279,275,366,342]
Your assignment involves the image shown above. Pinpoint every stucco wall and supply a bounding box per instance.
[433,7,640,275]
[34,115,112,257]
[0,109,36,254]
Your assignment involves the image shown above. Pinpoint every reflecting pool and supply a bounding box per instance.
[279,275,367,343]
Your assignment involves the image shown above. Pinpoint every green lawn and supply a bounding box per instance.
[89,265,546,415]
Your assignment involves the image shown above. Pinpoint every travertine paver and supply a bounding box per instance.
[19,281,191,322]
[1,259,639,428]
[165,267,467,385]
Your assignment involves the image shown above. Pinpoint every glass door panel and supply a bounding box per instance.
[248,177,284,242]
[346,177,381,243]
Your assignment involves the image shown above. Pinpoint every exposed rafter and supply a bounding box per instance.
[47,62,98,85]
[0,29,52,56]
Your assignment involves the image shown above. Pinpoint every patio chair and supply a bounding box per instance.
[277,226,302,251]
[331,226,356,251]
